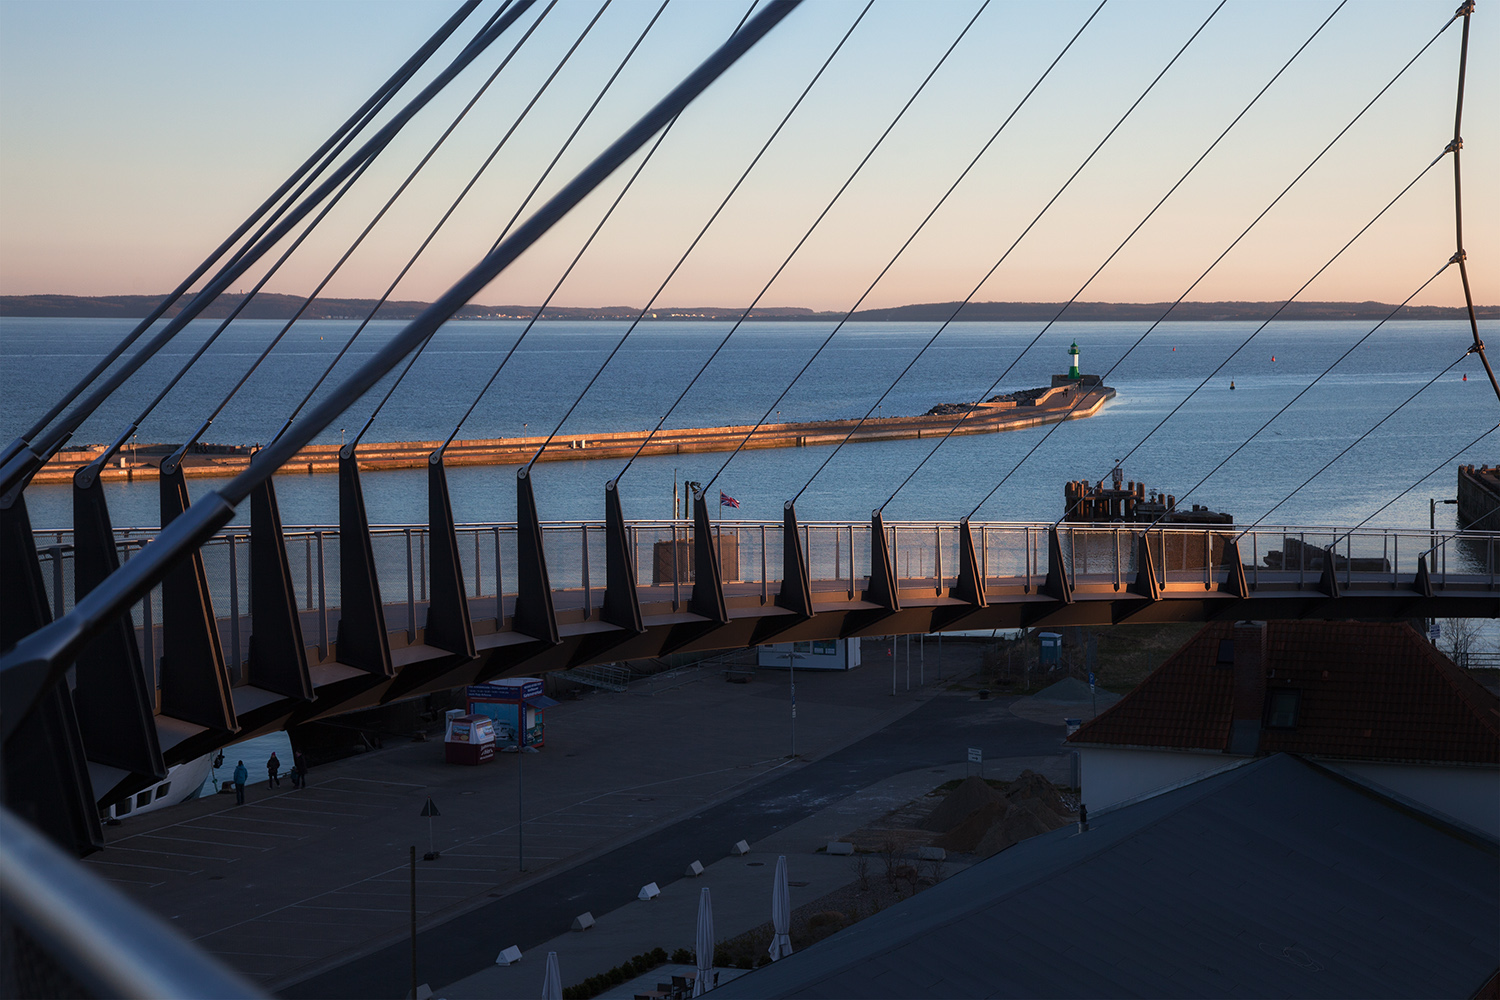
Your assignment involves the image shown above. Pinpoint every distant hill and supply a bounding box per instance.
[0,293,1492,322]
[843,300,1500,322]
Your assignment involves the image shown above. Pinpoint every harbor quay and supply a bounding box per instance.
[30,380,1114,484]
[79,639,1073,997]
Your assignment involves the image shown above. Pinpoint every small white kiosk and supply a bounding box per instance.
[756,638,860,671]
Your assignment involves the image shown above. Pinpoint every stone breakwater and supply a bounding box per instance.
[31,383,1114,484]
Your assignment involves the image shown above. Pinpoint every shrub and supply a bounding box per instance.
[564,949,671,1000]
[671,947,693,965]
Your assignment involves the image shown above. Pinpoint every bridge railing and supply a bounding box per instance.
[30,520,1498,689]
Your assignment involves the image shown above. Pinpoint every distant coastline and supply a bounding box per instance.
[1,293,1493,323]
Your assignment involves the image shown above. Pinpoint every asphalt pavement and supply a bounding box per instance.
[285,687,1064,998]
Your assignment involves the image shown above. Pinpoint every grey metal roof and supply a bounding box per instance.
[713,754,1499,999]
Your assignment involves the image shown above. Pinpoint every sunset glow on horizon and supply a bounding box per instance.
[0,0,1494,314]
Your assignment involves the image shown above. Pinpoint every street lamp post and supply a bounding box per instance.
[788,649,798,759]
[1429,497,1458,644]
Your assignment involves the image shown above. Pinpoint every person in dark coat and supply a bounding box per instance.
[291,749,308,790]
[232,761,248,805]
[267,752,281,789]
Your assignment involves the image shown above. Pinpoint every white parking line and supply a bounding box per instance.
[86,858,201,875]
[103,844,239,862]
[135,832,273,852]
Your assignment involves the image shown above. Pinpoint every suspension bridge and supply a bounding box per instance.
[0,11,1496,993]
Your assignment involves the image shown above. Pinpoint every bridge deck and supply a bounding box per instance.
[35,519,1496,780]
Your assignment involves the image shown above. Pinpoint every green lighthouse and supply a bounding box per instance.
[1067,341,1081,380]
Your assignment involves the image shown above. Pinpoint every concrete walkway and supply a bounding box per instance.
[83,643,983,992]
[439,755,1069,1000]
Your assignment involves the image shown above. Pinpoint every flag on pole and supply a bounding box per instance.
[719,491,739,509]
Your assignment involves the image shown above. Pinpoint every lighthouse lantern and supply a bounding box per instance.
[1068,341,1081,380]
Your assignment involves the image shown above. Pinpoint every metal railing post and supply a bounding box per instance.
[847,524,855,599]
[305,534,313,610]
[582,524,591,618]
[228,534,241,680]
[48,544,65,618]
[1204,531,1211,590]
[760,524,767,602]
[142,584,156,694]
[419,531,427,602]
[494,525,503,622]
[672,524,680,610]
[405,528,416,642]
[316,530,328,659]
[935,527,942,595]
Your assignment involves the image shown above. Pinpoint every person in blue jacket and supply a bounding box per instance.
[232,760,248,805]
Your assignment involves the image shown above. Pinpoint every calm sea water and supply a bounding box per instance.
[2,316,1493,532]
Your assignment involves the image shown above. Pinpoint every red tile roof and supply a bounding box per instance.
[1068,621,1500,764]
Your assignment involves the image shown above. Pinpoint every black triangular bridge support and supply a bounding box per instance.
[840,509,901,639]
[158,461,238,733]
[247,476,315,701]
[336,447,393,676]
[600,479,643,634]
[1130,532,1161,602]
[512,466,560,646]
[931,518,988,632]
[1,486,104,857]
[777,501,815,619]
[1042,526,1073,605]
[690,489,729,625]
[422,452,476,659]
[71,472,165,781]
[745,501,817,648]
[656,489,730,656]
[1317,545,1342,600]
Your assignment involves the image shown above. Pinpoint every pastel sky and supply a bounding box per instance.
[0,0,1493,311]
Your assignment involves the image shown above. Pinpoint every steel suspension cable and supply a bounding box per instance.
[706,0,1112,501]
[354,0,622,447]
[174,0,538,460]
[0,0,806,731]
[1131,262,1452,532]
[1239,347,1472,534]
[111,1,528,461]
[956,11,1462,520]
[0,0,537,496]
[618,0,992,485]
[1446,2,1498,403]
[116,149,391,468]
[1083,152,1451,523]
[0,0,488,483]
[277,1,560,447]
[1334,420,1496,545]
[798,0,1330,508]
[440,1,690,452]
[870,0,1230,515]
[527,0,863,470]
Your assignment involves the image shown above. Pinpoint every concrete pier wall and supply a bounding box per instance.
[1457,464,1500,531]
[32,385,1114,484]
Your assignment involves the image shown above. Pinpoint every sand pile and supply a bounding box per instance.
[919,776,1002,832]
[927,770,1075,857]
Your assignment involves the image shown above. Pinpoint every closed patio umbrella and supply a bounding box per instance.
[694,887,715,997]
[542,951,562,1000]
[769,855,793,961]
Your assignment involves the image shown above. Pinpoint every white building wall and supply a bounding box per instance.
[1078,747,1230,811]
[1332,761,1499,838]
